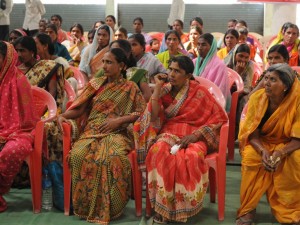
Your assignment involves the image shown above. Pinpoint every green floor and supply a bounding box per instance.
[0,154,281,225]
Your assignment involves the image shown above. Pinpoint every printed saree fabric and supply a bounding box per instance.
[79,25,114,78]
[134,80,227,222]
[25,59,65,112]
[238,79,300,223]
[25,59,65,162]
[0,41,36,144]
[69,76,145,224]
[0,42,37,194]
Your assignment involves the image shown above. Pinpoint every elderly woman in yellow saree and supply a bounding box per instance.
[236,63,300,225]
[79,24,114,81]
[57,48,146,224]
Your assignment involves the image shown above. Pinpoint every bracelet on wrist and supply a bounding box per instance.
[151,97,159,102]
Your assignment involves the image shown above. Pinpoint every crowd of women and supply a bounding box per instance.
[0,12,299,225]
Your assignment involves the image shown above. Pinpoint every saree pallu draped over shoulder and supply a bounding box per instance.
[134,80,228,222]
[69,76,146,224]
[238,79,300,224]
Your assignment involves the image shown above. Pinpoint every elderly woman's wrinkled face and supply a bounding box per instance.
[97,28,110,48]
[267,52,286,66]
[283,27,299,46]
[264,71,287,99]
[14,43,34,64]
[197,37,211,58]
[168,61,189,88]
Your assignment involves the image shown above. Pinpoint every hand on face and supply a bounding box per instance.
[154,73,168,87]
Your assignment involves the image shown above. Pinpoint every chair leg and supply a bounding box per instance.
[217,161,226,221]
[131,152,142,217]
[209,168,216,203]
[145,174,151,217]
[62,123,72,216]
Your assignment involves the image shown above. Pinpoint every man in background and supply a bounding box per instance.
[0,0,13,41]
[23,0,46,36]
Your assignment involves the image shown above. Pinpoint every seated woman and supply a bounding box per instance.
[62,23,87,67]
[79,24,113,81]
[193,33,230,111]
[38,18,48,33]
[217,29,239,60]
[183,26,203,59]
[114,27,128,40]
[95,39,152,102]
[250,44,290,95]
[45,23,72,62]
[224,43,255,136]
[266,22,299,67]
[57,48,146,224]
[128,33,167,83]
[14,36,65,163]
[236,63,300,225]
[134,56,228,223]
[0,41,37,212]
[172,19,188,44]
[8,29,27,44]
[156,30,185,69]
[14,36,65,112]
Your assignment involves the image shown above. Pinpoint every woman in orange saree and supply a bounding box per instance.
[236,63,300,225]
[0,41,37,212]
[58,48,146,224]
[79,24,114,81]
[134,56,228,223]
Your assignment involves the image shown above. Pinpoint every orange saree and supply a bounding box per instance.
[134,80,228,222]
[238,79,300,223]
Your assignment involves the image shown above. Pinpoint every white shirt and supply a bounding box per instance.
[167,0,185,26]
[0,0,13,26]
[22,0,46,30]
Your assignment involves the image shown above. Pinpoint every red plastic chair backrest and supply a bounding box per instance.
[195,76,226,109]
[64,79,76,102]
[292,66,300,73]
[70,66,86,89]
[252,61,263,86]
[227,68,244,91]
[31,86,57,121]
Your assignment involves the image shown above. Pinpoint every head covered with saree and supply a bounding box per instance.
[79,24,114,76]
[0,41,37,141]
[239,63,299,150]
[194,33,217,76]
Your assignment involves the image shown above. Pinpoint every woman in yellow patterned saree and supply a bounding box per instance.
[236,63,300,225]
[57,48,146,224]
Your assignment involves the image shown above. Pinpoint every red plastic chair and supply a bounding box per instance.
[27,86,57,213]
[62,124,142,216]
[64,79,76,109]
[227,68,244,161]
[292,66,300,73]
[70,66,86,90]
[252,61,263,87]
[140,79,229,220]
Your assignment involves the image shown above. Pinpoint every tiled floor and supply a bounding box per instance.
[0,153,281,225]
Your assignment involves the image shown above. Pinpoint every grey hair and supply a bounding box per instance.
[267,63,295,92]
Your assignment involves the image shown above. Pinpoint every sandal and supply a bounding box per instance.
[236,210,256,225]
[236,216,255,225]
[153,213,169,224]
